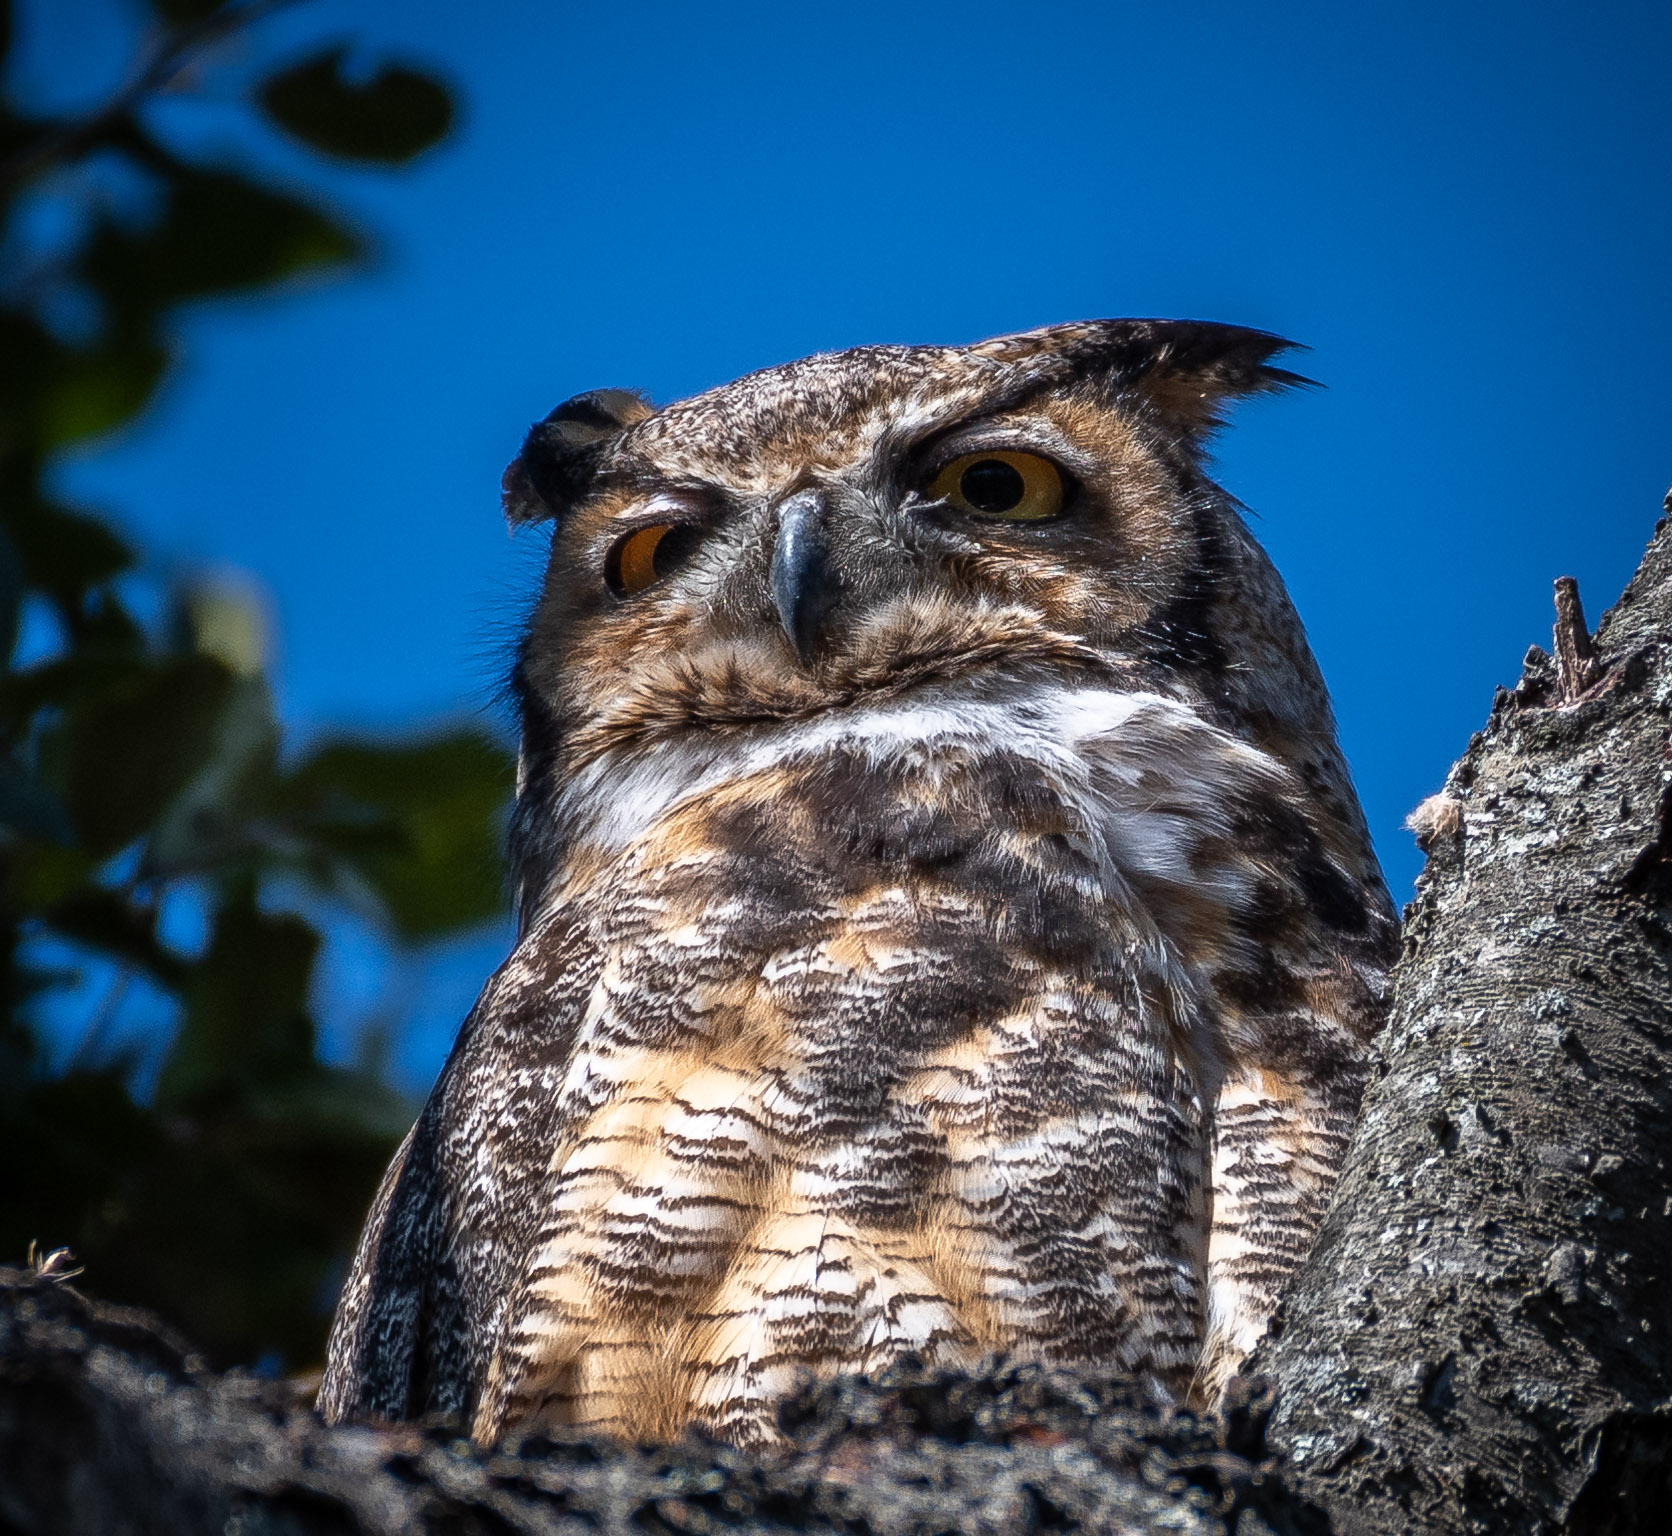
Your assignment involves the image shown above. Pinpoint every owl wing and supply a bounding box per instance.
[1079,695,1396,1402]
[318,902,603,1423]
[1198,806,1397,1399]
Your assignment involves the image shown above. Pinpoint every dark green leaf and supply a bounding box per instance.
[36,332,171,448]
[278,728,512,938]
[81,169,362,315]
[61,653,238,856]
[0,108,35,179]
[145,675,281,877]
[0,518,21,661]
[258,47,454,165]
[2,500,135,600]
[154,893,318,1110]
[41,886,187,990]
[0,1055,405,1369]
[3,843,97,913]
[0,311,167,450]
[0,312,55,438]
[65,590,147,653]
[0,752,75,845]
[0,1064,166,1255]
[8,167,358,450]
[0,654,153,736]
[0,4,483,1379]
[146,0,228,23]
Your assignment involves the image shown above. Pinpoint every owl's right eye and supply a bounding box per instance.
[605,523,702,597]
[929,451,1067,521]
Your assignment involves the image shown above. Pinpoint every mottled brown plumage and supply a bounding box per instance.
[319,320,1397,1448]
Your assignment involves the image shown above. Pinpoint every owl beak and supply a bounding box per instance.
[771,489,839,665]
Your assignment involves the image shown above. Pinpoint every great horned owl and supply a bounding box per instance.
[319,319,1397,1448]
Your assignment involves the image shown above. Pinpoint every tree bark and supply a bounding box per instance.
[0,1262,1319,1536]
[1258,505,1672,1534]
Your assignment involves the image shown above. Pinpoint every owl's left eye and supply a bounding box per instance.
[605,523,702,597]
[930,451,1067,521]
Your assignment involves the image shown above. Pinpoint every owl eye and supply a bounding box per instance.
[930,451,1066,521]
[606,523,701,597]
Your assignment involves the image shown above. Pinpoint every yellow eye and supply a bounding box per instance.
[930,451,1066,521]
[607,523,676,596]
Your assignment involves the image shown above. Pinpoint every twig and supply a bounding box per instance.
[1552,576,1601,703]
[0,0,302,192]
[24,1242,84,1283]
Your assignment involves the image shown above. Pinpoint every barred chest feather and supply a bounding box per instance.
[472,677,1331,1444]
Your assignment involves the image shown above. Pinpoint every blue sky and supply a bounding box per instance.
[16,0,1672,1086]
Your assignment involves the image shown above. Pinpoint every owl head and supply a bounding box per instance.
[506,320,1351,918]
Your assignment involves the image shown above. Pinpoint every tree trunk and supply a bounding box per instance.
[1258,504,1672,1534]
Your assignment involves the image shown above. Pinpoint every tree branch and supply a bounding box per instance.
[0,0,298,193]
[1259,502,1672,1534]
[0,1263,1322,1536]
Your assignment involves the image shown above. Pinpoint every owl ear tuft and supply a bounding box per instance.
[1116,321,1312,439]
[977,319,1312,444]
[502,388,655,526]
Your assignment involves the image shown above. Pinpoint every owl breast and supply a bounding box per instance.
[481,676,1279,1445]
[320,320,1399,1451]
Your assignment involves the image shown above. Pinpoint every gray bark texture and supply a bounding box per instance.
[0,1263,1318,1536]
[5,505,1671,1536]
[1258,504,1672,1533]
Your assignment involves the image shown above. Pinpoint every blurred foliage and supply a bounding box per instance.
[261,46,453,164]
[0,0,510,1371]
